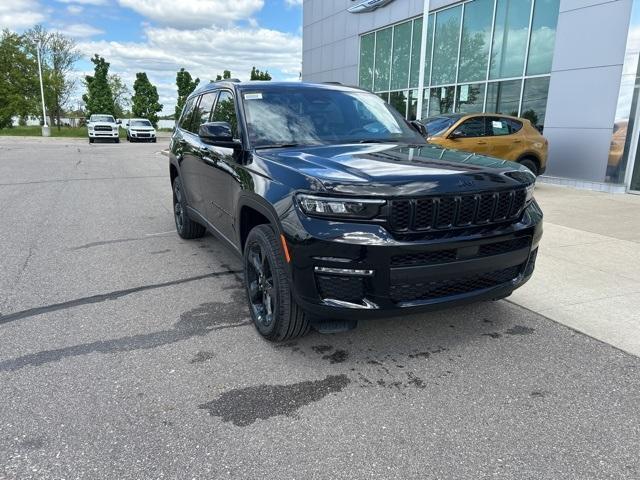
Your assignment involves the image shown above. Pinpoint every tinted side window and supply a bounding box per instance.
[192,92,217,134]
[455,117,486,137]
[179,97,196,131]
[211,91,238,138]
[505,118,523,133]
[486,117,511,136]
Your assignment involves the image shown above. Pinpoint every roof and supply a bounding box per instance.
[189,81,366,98]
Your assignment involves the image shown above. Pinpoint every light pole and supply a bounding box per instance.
[36,41,50,137]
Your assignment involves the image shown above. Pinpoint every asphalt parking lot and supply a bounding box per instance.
[1,137,639,479]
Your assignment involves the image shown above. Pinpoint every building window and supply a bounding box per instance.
[431,6,462,86]
[486,80,521,116]
[429,86,455,116]
[358,0,559,125]
[374,27,392,92]
[527,0,560,75]
[458,0,494,84]
[521,76,551,129]
[358,33,375,91]
[409,18,423,88]
[456,83,486,113]
[490,0,532,80]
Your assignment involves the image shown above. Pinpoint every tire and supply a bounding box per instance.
[244,225,310,341]
[519,157,539,176]
[152,138,157,143]
[126,135,130,142]
[89,138,94,144]
[115,137,120,144]
[172,176,206,239]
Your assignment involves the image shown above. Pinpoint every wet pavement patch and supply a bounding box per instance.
[322,349,349,364]
[506,325,535,336]
[190,351,216,364]
[312,345,333,354]
[199,375,351,427]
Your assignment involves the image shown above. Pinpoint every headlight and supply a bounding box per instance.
[525,183,535,204]
[88,125,93,130]
[296,194,385,219]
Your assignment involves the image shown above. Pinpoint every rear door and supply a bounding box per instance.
[174,97,205,213]
[484,116,521,161]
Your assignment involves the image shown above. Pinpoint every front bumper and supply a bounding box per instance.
[284,202,542,320]
[88,130,118,138]
[129,131,156,140]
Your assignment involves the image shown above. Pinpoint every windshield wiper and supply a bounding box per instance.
[255,143,309,150]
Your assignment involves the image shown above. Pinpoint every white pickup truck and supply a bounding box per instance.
[87,114,120,143]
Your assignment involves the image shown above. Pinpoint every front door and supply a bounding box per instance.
[200,90,241,243]
[447,116,491,156]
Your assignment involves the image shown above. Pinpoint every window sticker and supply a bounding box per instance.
[492,120,503,129]
[459,85,469,102]
[244,93,263,100]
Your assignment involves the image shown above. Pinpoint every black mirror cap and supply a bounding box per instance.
[409,120,427,137]
[198,121,240,148]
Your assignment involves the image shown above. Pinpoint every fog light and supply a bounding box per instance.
[314,266,374,276]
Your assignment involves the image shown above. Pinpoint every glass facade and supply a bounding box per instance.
[358,0,560,130]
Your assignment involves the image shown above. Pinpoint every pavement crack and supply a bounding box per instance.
[0,297,249,372]
[0,270,241,325]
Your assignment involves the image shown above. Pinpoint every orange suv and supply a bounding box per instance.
[424,113,548,176]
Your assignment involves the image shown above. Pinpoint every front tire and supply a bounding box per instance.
[244,225,309,341]
[89,138,94,144]
[114,137,120,144]
[519,157,539,176]
[172,176,206,239]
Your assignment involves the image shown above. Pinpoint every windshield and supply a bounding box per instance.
[241,87,426,148]
[424,115,462,136]
[130,120,152,127]
[90,115,115,123]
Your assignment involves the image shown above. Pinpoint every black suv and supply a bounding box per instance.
[169,81,542,341]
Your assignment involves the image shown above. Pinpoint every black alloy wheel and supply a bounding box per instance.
[172,176,205,239]
[243,225,309,341]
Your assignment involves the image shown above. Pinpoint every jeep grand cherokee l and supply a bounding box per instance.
[169,81,542,341]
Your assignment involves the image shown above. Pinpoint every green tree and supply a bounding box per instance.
[215,70,232,81]
[0,30,39,129]
[83,55,115,117]
[108,74,130,119]
[175,68,199,119]
[250,66,271,81]
[24,25,80,129]
[131,72,163,127]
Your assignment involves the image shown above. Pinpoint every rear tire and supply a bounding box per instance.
[519,157,539,176]
[244,225,310,341]
[172,176,206,239]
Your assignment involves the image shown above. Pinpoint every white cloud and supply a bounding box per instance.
[77,24,301,113]
[117,0,264,28]
[56,0,109,5]
[67,5,84,14]
[62,23,105,38]
[285,0,303,6]
[0,1,47,30]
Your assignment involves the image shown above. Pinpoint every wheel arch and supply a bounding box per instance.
[237,194,283,252]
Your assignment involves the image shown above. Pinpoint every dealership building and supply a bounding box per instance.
[302,0,640,193]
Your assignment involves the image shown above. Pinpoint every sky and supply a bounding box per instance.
[1,0,303,114]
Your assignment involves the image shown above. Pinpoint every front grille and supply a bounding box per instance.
[390,237,531,268]
[136,132,150,137]
[94,125,112,131]
[389,188,528,232]
[390,265,522,303]
[316,275,365,303]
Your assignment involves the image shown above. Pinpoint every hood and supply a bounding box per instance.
[129,125,154,131]
[90,121,116,127]
[257,143,535,196]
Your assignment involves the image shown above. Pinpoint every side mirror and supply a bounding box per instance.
[117,119,122,125]
[409,120,427,137]
[199,121,240,148]
[448,130,464,140]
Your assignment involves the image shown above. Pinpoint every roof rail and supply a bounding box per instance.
[214,78,241,83]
